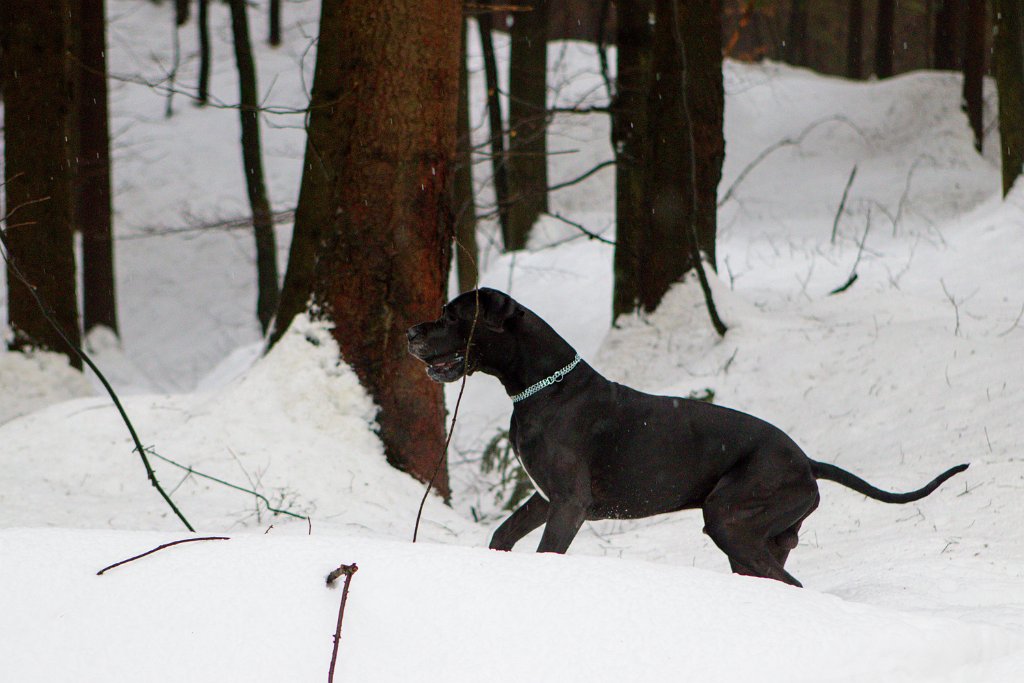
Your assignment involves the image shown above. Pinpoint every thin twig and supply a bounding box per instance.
[96,537,229,575]
[830,210,872,295]
[546,212,616,245]
[546,160,615,193]
[326,563,359,683]
[830,164,858,244]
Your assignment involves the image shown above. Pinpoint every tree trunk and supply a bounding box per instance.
[611,0,653,320]
[506,0,549,251]
[273,0,460,497]
[228,0,279,335]
[455,19,479,293]
[875,0,895,78]
[785,0,809,67]
[993,0,1024,193]
[197,0,211,104]
[962,0,986,152]
[1,0,83,368]
[269,0,282,46]
[638,0,724,314]
[175,0,189,26]
[934,0,962,70]
[477,11,512,249]
[846,0,864,79]
[78,0,119,336]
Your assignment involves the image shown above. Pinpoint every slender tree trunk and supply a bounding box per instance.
[269,0,282,46]
[477,11,512,249]
[640,0,724,313]
[962,0,986,152]
[875,0,896,78]
[847,0,864,79]
[455,19,479,293]
[197,0,211,104]
[611,0,653,320]
[272,0,461,496]
[506,0,549,251]
[228,0,279,335]
[993,0,1024,193]
[0,0,83,368]
[78,0,119,336]
[175,0,189,25]
[934,0,962,69]
[785,0,809,66]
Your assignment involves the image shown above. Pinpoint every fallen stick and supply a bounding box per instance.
[96,537,230,575]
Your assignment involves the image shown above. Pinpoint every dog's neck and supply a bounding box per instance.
[480,310,584,400]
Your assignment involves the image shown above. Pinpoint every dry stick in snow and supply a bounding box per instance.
[326,563,359,683]
[830,164,858,244]
[0,215,195,532]
[96,537,229,575]
[830,210,873,295]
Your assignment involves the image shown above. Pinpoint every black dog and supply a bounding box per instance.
[407,288,968,586]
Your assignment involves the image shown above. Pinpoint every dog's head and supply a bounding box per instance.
[407,288,523,383]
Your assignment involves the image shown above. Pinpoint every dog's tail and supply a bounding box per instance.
[810,461,969,504]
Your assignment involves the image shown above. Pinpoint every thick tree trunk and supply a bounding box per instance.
[506,0,549,251]
[455,20,479,293]
[994,0,1024,194]
[1,0,83,368]
[228,0,279,335]
[273,0,460,496]
[611,0,653,320]
[846,0,864,79]
[477,11,513,249]
[962,0,986,152]
[269,0,282,46]
[639,0,724,313]
[875,0,895,78]
[785,0,809,67]
[197,0,211,104]
[78,0,119,336]
[934,0,962,70]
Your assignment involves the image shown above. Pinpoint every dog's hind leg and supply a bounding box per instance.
[490,492,550,551]
[702,455,820,587]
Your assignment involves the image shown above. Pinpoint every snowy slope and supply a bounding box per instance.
[2,1,1024,680]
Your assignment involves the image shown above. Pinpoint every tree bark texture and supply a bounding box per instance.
[994,0,1024,194]
[846,0,864,79]
[875,0,895,78]
[962,0,986,152]
[637,0,724,314]
[274,0,461,496]
[506,0,549,251]
[1,0,83,368]
[477,11,512,249]
[611,0,653,320]
[78,0,119,336]
[934,0,963,70]
[455,19,480,293]
[228,0,279,335]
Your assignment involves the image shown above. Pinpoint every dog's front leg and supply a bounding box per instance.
[489,492,549,551]
[536,463,592,554]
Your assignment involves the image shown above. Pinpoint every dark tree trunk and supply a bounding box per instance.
[611,0,653,320]
[934,0,962,70]
[228,0,279,335]
[785,0,809,66]
[846,0,864,79]
[637,0,724,314]
[455,19,479,293]
[272,0,461,497]
[875,0,895,78]
[477,11,512,249]
[506,0,549,251]
[78,0,119,336]
[175,0,189,26]
[197,0,211,104]
[269,0,281,46]
[962,0,986,152]
[0,0,82,368]
[993,0,1024,193]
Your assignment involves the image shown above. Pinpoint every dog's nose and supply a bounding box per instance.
[407,326,422,342]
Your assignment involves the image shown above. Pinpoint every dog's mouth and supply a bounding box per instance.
[424,351,467,383]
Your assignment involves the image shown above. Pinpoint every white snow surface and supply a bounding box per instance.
[2,2,1024,681]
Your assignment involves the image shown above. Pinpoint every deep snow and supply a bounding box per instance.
[1,1,1023,681]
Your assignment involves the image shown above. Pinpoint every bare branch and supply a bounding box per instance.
[96,537,229,575]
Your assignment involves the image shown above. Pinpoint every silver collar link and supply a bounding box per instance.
[510,354,582,403]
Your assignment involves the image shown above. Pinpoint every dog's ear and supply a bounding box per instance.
[476,288,520,333]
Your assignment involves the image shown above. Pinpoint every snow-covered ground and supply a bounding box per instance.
[2,1,1023,680]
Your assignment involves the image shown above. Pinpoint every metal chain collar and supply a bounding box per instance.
[510,354,582,404]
